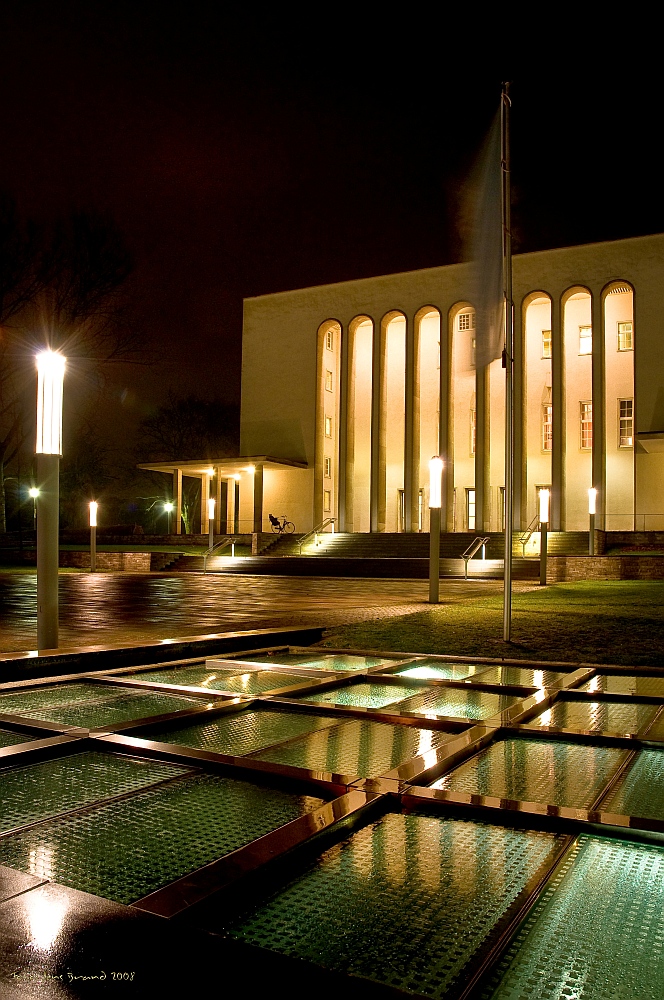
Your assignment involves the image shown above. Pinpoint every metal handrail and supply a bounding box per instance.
[462,536,491,580]
[518,514,540,557]
[203,536,234,573]
[298,518,336,554]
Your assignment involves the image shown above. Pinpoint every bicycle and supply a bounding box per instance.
[269,513,295,534]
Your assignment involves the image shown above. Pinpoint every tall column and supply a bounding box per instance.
[475,365,490,532]
[173,469,183,535]
[551,294,564,530]
[404,314,419,532]
[513,296,525,529]
[201,474,210,534]
[377,322,389,532]
[439,310,454,532]
[591,289,606,529]
[233,478,240,534]
[338,322,349,532]
[253,464,264,533]
[215,471,225,533]
[370,316,381,532]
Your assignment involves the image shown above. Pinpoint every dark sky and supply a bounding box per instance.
[1,6,661,423]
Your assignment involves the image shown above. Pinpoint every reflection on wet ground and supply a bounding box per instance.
[0,573,506,653]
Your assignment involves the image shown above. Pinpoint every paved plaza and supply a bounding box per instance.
[0,571,525,655]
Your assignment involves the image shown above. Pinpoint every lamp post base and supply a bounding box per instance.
[36,453,60,651]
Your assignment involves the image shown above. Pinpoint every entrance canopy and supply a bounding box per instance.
[137,456,307,534]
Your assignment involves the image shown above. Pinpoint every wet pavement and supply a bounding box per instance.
[0,571,512,654]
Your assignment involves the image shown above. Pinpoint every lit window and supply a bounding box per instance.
[466,488,476,531]
[323,489,331,512]
[579,326,592,355]
[542,330,552,359]
[618,322,633,351]
[325,329,334,351]
[619,399,633,448]
[324,416,332,438]
[324,456,331,477]
[458,312,475,331]
[325,370,333,391]
[542,404,552,451]
[470,409,476,455]
[580,401,592,449]
[499,487,506,531]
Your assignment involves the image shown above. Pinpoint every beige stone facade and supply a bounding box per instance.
[239,233,664,535]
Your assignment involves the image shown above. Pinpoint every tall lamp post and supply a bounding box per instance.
[35,350,65,652]
[208,497,215,550]
[163,501,174,535]
[539,488,550,587]
[28,487,39,527]
[588,488,597,556]
[89,501,98,573]
[428,456,444,604]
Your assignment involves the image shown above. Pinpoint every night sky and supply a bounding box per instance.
[1,7,661,424]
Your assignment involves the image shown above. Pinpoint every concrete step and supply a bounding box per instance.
[166,555,539,579]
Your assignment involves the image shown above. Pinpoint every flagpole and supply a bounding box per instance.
[502,82,513,642]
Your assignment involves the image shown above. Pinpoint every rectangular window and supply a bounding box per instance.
[324,456,331,477]
[541,330,552,359]
[458,311,475,331]
[325,369,333,391]
[325,329,334,351]
[542,404,553,451]
[580,401,593,449]
[579,326,592,355]
[466,488,476,531]
[618,321,633,351]
[323,489,331,512]
[619,398,633,448]
[324,415,332,438]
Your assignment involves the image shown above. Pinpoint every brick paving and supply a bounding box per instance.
[0,571,531,654]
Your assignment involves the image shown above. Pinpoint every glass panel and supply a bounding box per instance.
[393,688,517,721]
[431,738,627,809]
[0,728,34,748]
[0,682,206,729]
[236,653,391,671]
[299,683,423,710]
[145,708,338,756]
[226,814,560,996]
[0,752,188,833]
[601,749,664,821]
[526,699,656,736]
[473,667,566,689]
[580,674,664,697]
[395,662,487,681]
[124,665,311,695]
[0,773,323,905]
[485,836,664,1000]
[252,719,454,778]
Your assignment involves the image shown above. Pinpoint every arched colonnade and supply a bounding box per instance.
[315,281,635,533]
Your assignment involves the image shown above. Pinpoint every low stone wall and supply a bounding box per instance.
[547,555,664,582]
[59,552,152,572]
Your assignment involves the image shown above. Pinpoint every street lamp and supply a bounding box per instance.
[89,501,98,573]
[35,350,66,651]
[588,488,597,555]
[28,487,39,527]
[428,456,444,604]
[163,501,174,535]
[207,497,215,550]
[539,488,550,586]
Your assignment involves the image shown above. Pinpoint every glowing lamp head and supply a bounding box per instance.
[89,501,98,527]
[163,502,174,513]
[207,498,216,520]
[245,465,255,475]
[588,487,597,515]
[35,351,66,455]
[539,488,550,524]
[428,456,444,508]
[233,474,241,482]
[28,487,40,499]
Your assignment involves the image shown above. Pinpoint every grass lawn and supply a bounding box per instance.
[318,581,664,666]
